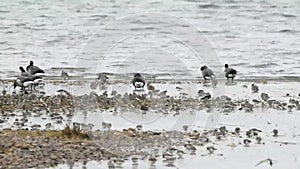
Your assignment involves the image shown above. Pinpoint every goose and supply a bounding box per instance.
[29,75,43,89]
[26,61,45,75]
[19,66,29,76]
[224,64,237,82]
[200,65,215,83]
[131,73,145,90]
[13,76,35,91]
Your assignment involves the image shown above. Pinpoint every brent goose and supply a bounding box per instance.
[26,61,45,75]
[29,75,43,90]
[19,66,29,76]
[131,73,145,90]
[224,64,237,82]
[13,76,35,91]
[200,65,215,83]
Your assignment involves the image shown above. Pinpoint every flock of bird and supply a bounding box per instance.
[13,62,238,92]
[131,64,238,89]
[13,61,45,92]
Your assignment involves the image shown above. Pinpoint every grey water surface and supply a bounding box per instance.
[0,0,299,80]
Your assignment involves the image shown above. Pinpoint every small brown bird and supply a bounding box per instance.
[207,146,217,154]
[234,127,241,135]
[136,124,143,131]
[243,139,251,146]
[182,125,188,132]
[198,89,205,97]
[147,83,155,91]
[261,93,270,101]
[255,136,262,144]
[246,130,252,138]
[272,129,278,137]
[61,71,69,80]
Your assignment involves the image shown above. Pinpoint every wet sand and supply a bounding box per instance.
[0,79,299,169]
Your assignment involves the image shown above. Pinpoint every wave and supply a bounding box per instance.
[198,3,220,9]
[248,63,279,68]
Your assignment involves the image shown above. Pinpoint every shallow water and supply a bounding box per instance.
[0,0,300,79]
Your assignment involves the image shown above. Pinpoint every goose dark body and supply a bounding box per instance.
[13,76,34,90]
[26,61,44,75]
[131,73,145,89]
[224,64,237,82]
[200,65,215,82]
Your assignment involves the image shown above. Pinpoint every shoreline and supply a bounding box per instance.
[1,75,300,82]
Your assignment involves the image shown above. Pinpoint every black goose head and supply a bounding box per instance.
[134,73,142,78]
[225,64,229,68]
[29,61,34,66]
[19,66,26,73]
[200,65,208,71]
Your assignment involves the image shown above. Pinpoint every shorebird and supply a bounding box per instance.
[97,73,108,85]
[147,83,155,91]
[224,64,237,82]
[90,73,108,90]
[26,61,45,75]
[56,89,71,96]
[198,89,205,97]
[200,65,216,83]
[19,66,29,76]
[201,92,211,100]
[272,129,278,137]
[136,124,143,132]
[184,143,197,151]
[255,136,262,144]
[148,157,157,165]
[243,139,251,147]
[234,127,241,135]
[207,146,217,154]
[131,73,145,90]
[261,93,270,101]
[98,74,109,90]
[182,125,188,132]
[61,71,69,80]
[251,84,259,93]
